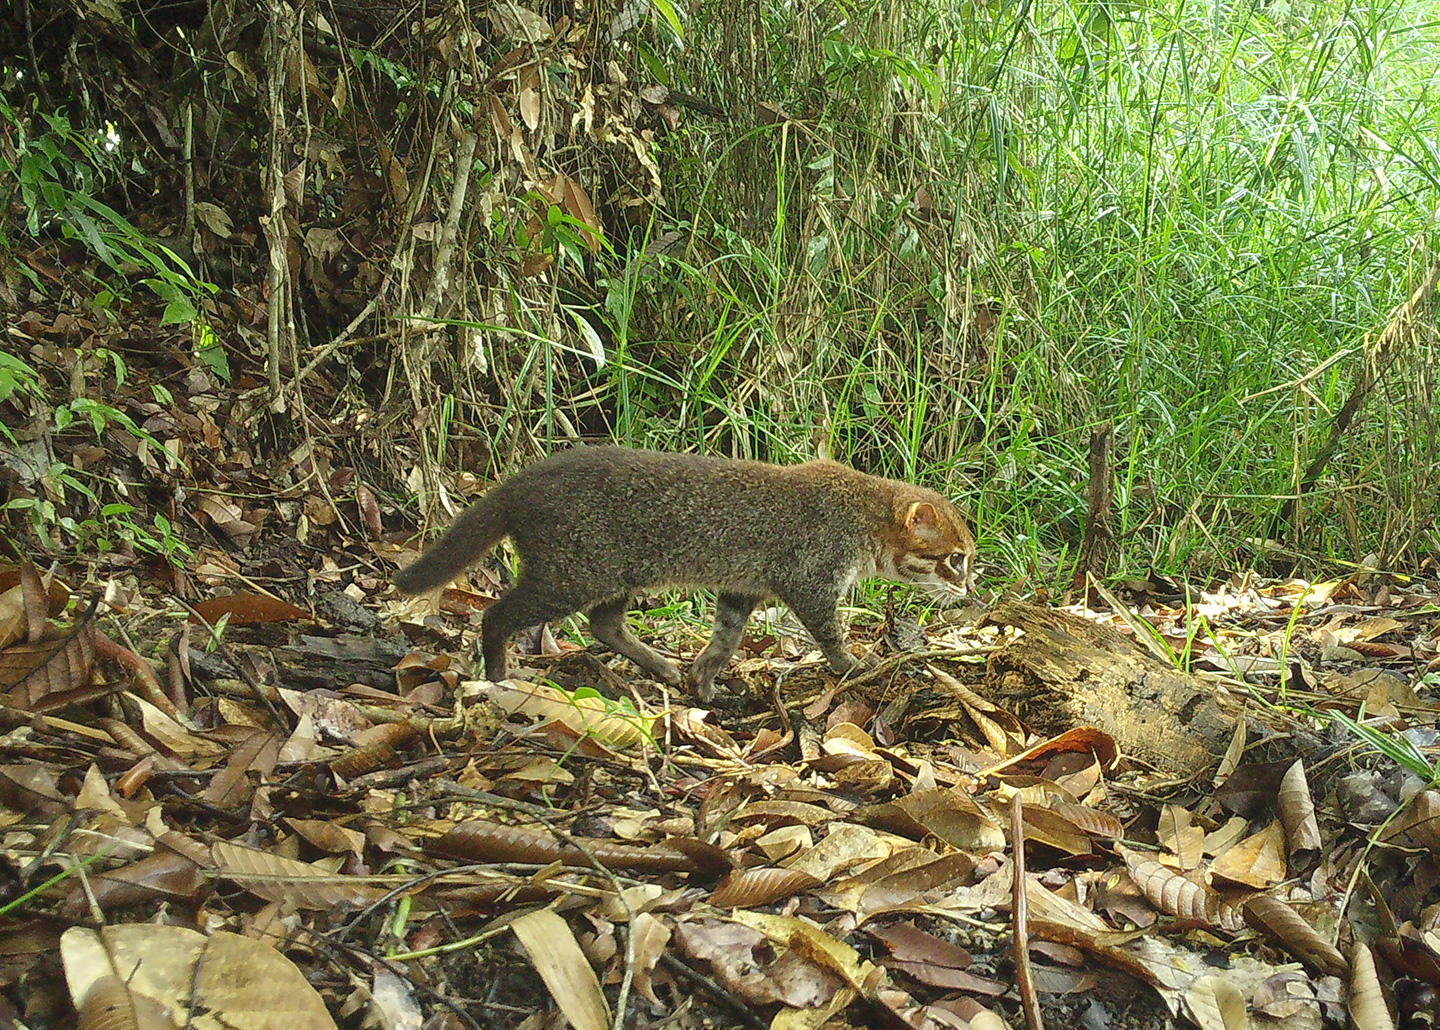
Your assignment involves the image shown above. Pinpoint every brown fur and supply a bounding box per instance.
[395,447,975,699]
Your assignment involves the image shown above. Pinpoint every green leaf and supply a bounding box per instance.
[195,323,231,381]
[69,211,116,266]
[649,0,683,41]
[160,296,198,326]
[566,309,607,367]
[142,277,185,304]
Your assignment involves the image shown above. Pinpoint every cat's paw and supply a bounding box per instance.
[647,659,684,686]
[829,654,871,679]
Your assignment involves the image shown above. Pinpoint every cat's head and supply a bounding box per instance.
[881,494,977,597]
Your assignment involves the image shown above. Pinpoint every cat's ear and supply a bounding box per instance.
[905,501,945,545]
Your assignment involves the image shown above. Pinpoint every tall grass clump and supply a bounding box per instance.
[572,0,1439,584]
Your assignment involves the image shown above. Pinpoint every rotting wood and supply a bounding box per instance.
[981,602,1237,777]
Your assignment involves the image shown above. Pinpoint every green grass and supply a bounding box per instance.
[503,0,1440,585]
[9,0,1433,589]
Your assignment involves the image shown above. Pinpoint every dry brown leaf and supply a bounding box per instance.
[60,925,336,1030]
[1048,801,1123,840]
[1348,941,1396,1030]
[628,911,672,1007]
[486,93,513,141]
[1119,845,1245,931]
[868,921,1009,996]
[673,918,842,1008]
[855,787,1006,852]
[62,848,208,920]
[1209,819,1287,889]
[823,850,976,919]
[189,593,310,626]
[2,599,100,711]
[1213,718,1248,786]
[985,724,1123,777]
[1380,789,1440,851]
[709,866,822,908]
[278,687,373,742]
[202,729,281,809]
[0,581,26,651]
[928,664,1026,754]
[1375,925,1440,985]
[429,819,732,876]
[730,910,880,993]
[1251,969,1326,1020]
[510,909,609,1030]
[1183,974,1249,1030]
[286,817,366,857]
[123,695,222,759]
[0,762,68,816]
[559,172,602,250]
[784,822,893,880]
[210,840,384,911]
[0,563,70,640]
[731,799,834,826]
[464,679,656,749]
[936,997,1013,1029]
[867,921,973,968]
[754,823,812,861]
[1021,804,1099,856]
[1277,760,1323,855]
[489,2,554,40]
[1158,804,1206,870]
[20,563,48,643]
[1243,895,1347,975]
[519,86,541,130]
[355,482,383,540]
[76,974,180,1030]
[1203,816,1251,857]
[194,493,259,545]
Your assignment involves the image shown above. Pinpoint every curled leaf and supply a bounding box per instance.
[1348,941,1396,1030]
[1277,760,1322,855]
[1243,894,1347,975]
[709,866,822,908]
[429,819,732,877]
[1119,846,1246,932]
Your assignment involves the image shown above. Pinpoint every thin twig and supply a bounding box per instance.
[419,128,478,319]
[839,644,996,688]
[1011,792,1044,1030]
[260,0,293,410]
[659,953,771,1030]
[170,597,291,732]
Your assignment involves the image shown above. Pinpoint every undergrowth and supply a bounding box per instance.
[542,0,1440,585]
[3,0,1436,587]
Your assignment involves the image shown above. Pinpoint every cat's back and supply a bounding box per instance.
[505,446,865,517]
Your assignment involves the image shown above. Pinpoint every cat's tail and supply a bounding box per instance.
[394,493,509,593]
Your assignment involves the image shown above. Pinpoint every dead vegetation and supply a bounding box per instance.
[4,551,1440,1029]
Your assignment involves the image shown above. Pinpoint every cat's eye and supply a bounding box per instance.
[947,553,968,571]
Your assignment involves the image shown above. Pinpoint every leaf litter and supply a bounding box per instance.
[3,544,1440,1030]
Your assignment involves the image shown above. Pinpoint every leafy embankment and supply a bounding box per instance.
[3,554,1440,1029]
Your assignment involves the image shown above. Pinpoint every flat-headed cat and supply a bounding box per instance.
[395,447,976,699]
